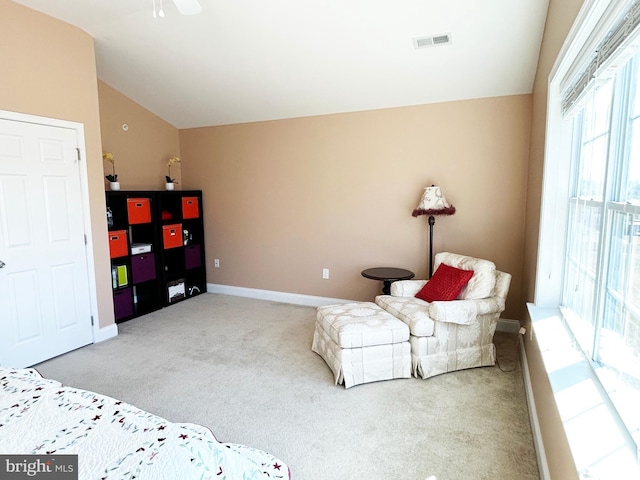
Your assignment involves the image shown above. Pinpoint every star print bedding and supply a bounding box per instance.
[0,367,289,479]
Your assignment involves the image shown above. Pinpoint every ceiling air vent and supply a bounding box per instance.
[413,33,453,49]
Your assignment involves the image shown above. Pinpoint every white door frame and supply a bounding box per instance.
[0,108,105,343]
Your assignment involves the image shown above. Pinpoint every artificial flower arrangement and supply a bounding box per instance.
[166,156,181,184]
[103,152,117,182]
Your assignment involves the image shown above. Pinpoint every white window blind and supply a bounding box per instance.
[562,0,640,115]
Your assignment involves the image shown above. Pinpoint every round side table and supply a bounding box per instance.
[361,267,415,295]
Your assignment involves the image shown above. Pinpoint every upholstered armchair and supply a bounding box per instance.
[374,252,511,379]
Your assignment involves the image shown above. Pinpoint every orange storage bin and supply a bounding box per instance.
[163,224,183,249]
[182,196,200,219]
[127,198,152,224]
[108,230,128,258]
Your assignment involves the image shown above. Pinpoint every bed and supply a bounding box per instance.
[0,367,289,479]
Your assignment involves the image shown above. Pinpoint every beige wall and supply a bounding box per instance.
[98,81,181,190]
[180,95,531,319]
[0,0,114,329]
[523,0,586,479]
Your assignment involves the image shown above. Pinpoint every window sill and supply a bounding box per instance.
[526,303,640,479]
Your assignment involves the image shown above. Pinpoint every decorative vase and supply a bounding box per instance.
[165,182,175,191]
[109,181,120,191]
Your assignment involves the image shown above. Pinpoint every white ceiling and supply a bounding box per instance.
[12,0,550,129]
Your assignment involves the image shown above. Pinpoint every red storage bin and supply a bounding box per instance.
[163,224,183,249]
[182,196,199,219]
[127,198,152,224]
[108,230,128,258]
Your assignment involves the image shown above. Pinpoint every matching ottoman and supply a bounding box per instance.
[311,302,411,388]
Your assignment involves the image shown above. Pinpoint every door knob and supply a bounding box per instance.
[0,260,5,269]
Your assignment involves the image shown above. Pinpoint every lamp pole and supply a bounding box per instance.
[428,215,435,278]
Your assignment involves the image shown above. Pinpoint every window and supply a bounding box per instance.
[535,1,640,476]
[562,52,640,450]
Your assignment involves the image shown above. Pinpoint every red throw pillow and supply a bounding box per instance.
[415,264,474,302]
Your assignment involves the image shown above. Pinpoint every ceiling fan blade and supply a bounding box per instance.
[173,0,202,15]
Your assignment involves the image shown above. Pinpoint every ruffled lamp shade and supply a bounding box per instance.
[412,186,456,217]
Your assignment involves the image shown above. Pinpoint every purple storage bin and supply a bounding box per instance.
[114,287,133,320]
[131,253,156,284]
[185,244,202,270]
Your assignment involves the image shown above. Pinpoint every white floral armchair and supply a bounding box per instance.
[374,252,511,379]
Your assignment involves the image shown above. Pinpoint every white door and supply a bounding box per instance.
[0,117,93,367]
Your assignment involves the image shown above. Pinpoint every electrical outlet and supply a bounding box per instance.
[214,259,220,268]
[322,268,329,279]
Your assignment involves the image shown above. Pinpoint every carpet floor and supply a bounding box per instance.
[36,293,539,480]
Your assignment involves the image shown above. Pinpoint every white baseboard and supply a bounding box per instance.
[207,283,354,307]
[93,322,118,343]
[520,335,550,480]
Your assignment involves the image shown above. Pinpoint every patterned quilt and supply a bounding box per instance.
[0,367,289,479]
